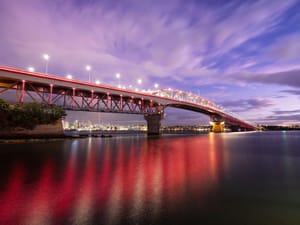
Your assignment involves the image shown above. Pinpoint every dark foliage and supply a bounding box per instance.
[0,99,66,130]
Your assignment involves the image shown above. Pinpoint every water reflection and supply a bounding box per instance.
[1,132,300,225]
[0,136,220,225]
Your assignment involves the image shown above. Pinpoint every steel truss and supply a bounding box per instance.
[0,80,163,115]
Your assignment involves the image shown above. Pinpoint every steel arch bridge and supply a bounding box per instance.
[0,66,256,134]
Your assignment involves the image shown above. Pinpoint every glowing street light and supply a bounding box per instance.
[66,74,72,79]
[95,80,101,85]
[154,83,159,89]
[137,79,142,85]
[116,73,121,88]
[86,65,91,82]
[43,54,49,74]
[27,67,35,72]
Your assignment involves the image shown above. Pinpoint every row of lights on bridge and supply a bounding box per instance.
[27,54,160,92]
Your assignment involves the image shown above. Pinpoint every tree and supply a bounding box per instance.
[0,99,9,112]
[0,99,67,129]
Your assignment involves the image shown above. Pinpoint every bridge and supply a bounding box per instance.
[0,66,256,134]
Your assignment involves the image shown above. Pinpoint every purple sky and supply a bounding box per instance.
[1,0,300,126]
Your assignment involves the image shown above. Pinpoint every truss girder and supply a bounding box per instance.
[0,80,162,115]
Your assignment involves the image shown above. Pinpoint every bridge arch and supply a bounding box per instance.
[0,66,256,134]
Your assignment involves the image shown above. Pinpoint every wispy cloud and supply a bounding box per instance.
[272,109,300,115]
[0,0,297,87]
[265,114,300,122]
[280,89,300,96]
[221,98,274,112]
[229,69,300,88]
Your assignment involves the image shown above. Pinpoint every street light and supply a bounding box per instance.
[43,54,49,74]
[86,65,91,82]
[154,83,159,89]
[66,74,72,79]
[116,73,121,88]
[95,80,101,85]
[28,67,35,72]
[137,79,142,85]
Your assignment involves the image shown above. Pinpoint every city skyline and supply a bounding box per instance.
[0,0,300,125]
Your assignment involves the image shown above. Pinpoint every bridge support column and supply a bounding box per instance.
[144,113,163,136]
[21,80,25,104]
[211,121,225,133]
[210,115,225,133]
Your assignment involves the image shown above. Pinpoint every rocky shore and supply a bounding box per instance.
[0,120,65,139]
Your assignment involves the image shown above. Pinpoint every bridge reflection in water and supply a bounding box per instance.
[0,135,223,225]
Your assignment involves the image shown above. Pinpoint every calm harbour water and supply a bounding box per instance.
[0,131,300,225]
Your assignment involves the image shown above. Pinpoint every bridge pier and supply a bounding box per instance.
[144,113,163,136]
[210,115,225,133]
[211,121,225,133]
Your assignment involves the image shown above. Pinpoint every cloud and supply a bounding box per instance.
[272,109,300,115]
[265,33,300,62]
[280,89,300,96]
[0,0,297,89]
[265,114,300,122]
[221,98,274,112]
[207,0,297,57]
[230,69,300,88]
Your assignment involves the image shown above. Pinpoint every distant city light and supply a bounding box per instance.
[27,67,35,72]
[137,79,142,84]
[116,73,120,79]
[66,74,72,79]
[154,83,159,89]
[95,80,101,84]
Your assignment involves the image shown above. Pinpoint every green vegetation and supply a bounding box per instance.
[0,99,66,130]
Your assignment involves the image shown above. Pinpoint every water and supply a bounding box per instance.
[0,131,300,225]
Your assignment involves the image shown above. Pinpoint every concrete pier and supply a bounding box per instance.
[144,113,163,136]
[211,121,225,133]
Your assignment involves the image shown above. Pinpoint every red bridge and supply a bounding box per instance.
[0,66,256,134]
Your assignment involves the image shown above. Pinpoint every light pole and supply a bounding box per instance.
[86,65,91,82]
[43,54,49,74]
[116,73,121,88]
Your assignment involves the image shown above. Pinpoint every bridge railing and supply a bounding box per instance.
[151,88,221,110]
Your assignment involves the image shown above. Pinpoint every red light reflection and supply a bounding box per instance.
[0,136,222,224]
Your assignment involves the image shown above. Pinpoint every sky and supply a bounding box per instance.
[0,0,300,126]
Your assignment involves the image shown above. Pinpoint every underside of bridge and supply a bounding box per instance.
[164,104,255,133]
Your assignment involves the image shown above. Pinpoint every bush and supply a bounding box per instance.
[0,99,67,129]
